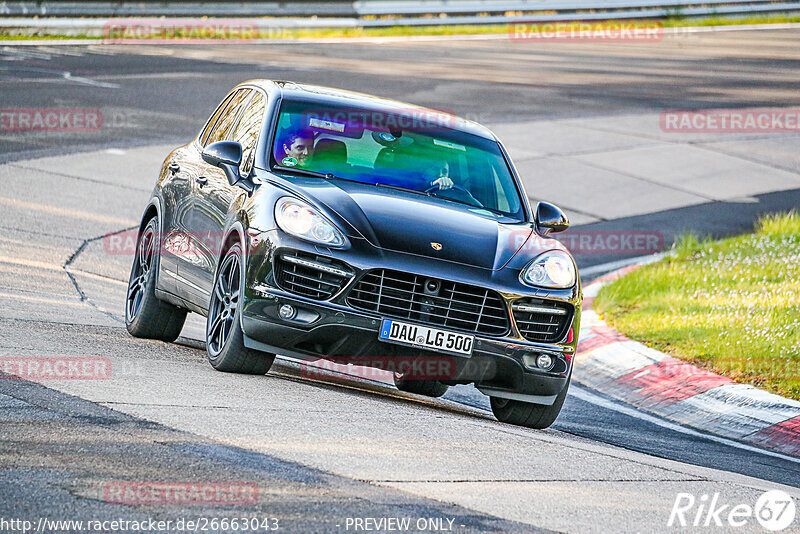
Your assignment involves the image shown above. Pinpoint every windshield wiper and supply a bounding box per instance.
[272,165,341,181]
[376,183,431,197]
[425,189,483,210]
[377,183,483,211]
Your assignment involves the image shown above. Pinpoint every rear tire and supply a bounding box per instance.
[490,374,570,429]
[206,242,275,375]
[393,372,449,398]
[125,217,187,342]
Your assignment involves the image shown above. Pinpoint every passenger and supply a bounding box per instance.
[277,128,315,167]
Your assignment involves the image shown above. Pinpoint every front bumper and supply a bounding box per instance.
[241,233,581,400]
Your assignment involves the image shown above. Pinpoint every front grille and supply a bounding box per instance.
[512,298,572,342]
[274,252,352,300]
[346,269,509,336]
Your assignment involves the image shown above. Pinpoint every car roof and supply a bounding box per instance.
[237,79,497,141]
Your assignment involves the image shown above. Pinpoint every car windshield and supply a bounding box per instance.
[270,99,525,220]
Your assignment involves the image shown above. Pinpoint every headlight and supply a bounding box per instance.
[520,250,576,289]
[275,197,346,247]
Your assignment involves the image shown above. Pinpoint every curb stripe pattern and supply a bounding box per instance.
[574,263,800,457]
[749,416,800,456]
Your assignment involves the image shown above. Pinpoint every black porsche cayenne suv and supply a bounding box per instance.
[125,80,581,429]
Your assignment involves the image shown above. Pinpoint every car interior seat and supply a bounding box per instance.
[314,138,348,167]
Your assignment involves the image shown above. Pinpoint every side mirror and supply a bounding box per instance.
[202,141,245,187]
[535,201,569,235]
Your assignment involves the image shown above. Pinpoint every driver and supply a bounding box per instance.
[278,128,315,167]
[430,161,454,191]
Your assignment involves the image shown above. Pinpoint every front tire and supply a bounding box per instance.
[490,375,570,429]
[206,242,275,375]
[125,217,187,342]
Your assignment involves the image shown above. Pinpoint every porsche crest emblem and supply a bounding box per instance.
[430,242,442,251]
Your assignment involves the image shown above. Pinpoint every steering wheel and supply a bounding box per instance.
[424,183,483,207]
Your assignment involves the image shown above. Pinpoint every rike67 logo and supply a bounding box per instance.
[669,490,796,531]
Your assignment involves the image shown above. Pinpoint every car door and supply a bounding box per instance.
[181,88,255,307]
[156,145,196,295]
[158,89,241,297]
[161,89,236,303]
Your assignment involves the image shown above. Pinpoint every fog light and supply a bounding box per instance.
[536,354,553,370]
[521,351,558,371]
[279,304,296,320]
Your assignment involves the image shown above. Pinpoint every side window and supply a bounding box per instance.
[204,88,252,147]
[200,92,235,146]
[231,91,266,175]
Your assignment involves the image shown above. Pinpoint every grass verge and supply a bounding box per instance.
[594,212,800,399]
[1,14,799,41]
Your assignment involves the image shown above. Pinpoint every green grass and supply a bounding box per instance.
[1,14,799,41]
[0,33,82,40]
[0,23,511,40]
[594,212,800,399]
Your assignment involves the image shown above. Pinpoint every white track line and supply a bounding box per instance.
[278,353,800,465]
[579,251,668,279]
[570,383,800,465]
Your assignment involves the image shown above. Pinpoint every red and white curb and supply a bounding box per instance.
[574,262,800,458]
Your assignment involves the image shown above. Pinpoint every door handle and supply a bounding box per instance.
[168,162,180,174]
[196,176,208,188]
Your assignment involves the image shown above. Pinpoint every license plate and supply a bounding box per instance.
[378,319,474,356]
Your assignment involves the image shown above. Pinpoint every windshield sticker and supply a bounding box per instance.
[282,156,298,167]
[309,117,346,132]
[433,139,466,151]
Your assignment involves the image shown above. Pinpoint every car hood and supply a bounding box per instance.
[292,178,537,271]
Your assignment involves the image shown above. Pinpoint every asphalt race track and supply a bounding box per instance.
[1,29,800,532]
